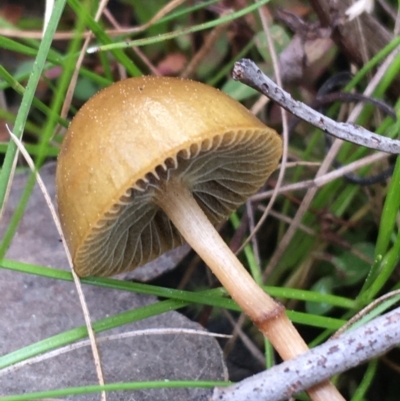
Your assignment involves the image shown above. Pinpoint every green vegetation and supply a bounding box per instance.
[0,0,399,399]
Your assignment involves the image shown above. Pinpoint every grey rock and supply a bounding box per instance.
[0,163,227,400]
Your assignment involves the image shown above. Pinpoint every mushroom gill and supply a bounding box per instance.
[76,129,278,277]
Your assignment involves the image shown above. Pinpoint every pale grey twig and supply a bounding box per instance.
[263,209,316,236]
[251,151,389,201]
[232,58,400,154]
[211,306,400,401]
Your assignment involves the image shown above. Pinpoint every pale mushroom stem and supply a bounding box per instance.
[155,178,344,401]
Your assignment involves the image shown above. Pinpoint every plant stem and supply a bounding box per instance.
[155,178,344,401]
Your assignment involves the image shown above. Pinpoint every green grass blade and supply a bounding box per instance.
[361,129,400,298]
[0,65,68,128]
[0,35,60,61]
[0,298,188,370]
[350,360,378,401]
[229,212,263,285]
[89,0,271,52]
[345,35,400,91]
[1,259,355,309]
[1,380,228,401]
[67,0,142,76]
[34,1,88,167]
[0,0,67,259]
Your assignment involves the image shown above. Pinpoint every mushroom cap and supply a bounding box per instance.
[56,76,282,277]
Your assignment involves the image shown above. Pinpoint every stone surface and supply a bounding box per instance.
[0,163,227,400]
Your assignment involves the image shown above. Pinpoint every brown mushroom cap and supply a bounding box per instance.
[56,76,282,277]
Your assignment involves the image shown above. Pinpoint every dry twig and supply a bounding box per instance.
[232,59,400,154]
[212,306,400,401]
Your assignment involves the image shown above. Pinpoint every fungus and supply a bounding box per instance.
[57,76,343,401]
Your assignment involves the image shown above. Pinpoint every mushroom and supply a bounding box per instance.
[56,76,343,401]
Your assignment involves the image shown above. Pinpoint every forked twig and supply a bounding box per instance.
[232,58,400,154]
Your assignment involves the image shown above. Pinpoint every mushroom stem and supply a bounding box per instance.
[155,179,344,401]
